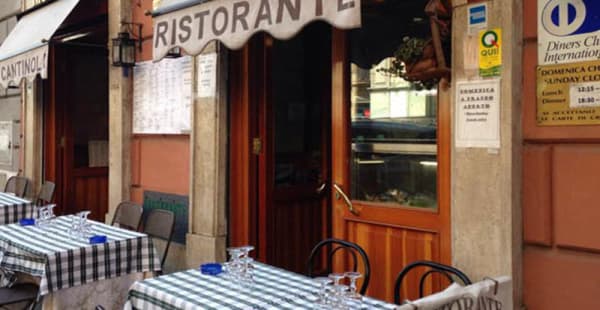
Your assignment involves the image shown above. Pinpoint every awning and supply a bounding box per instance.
[152,0,362,61]
[0,0,80,89]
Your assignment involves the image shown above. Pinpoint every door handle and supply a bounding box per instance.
[333,183,359,216]
[316,182,327,194]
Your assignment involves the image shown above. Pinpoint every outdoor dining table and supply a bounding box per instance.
[0,215,161,309]
[127,262,398,310]
[0,192,36,225]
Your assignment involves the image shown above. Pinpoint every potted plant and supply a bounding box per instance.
[379,37,440,90]
[379,0,451,90]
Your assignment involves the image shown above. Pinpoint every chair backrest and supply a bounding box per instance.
[394,260,472,305]
[306,238,371,295]
[111,201,143,231]
[36,181,55,206]
[143,209,175,269]
[3,176,29,198]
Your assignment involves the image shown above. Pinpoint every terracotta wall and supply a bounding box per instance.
[130,0,190,203]
[522,1,600,309]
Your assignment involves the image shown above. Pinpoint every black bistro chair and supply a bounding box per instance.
[0,283,40,309]
[3,176,30,198]
[111,201,144,231]
[394,260,472,305]
[35,181,56,206]
[143,209,175,272]
[306,238,371,295]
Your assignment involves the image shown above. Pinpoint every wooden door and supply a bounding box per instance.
[229,24,332,274]
[44,44,109,221]
[329,4,451,302]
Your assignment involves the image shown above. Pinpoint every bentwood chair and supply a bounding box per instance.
[0,283,40,309]
[393,260,472,305]
[111,201,144,231]
[143,209,175,271]
[35,181,55,206]
[3,176,30,198]
[306,238,371,295]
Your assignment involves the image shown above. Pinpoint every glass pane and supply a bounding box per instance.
[349,1,438,209]
[272,24,330,188]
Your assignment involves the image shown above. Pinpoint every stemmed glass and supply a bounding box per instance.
[68,211,93,240]
[328,273,345,286]
[224,245,255,285]
[36,204,57,229]
[312,277,333,308]
[344,271,363,300]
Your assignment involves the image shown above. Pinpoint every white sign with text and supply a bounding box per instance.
[455,79,501,149]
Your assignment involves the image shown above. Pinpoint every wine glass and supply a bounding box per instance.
[312,277,333,307]
[328,273,345,286]
[344,271,363,300]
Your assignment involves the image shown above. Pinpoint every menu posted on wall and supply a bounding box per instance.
[133,56,193,134]
[537,60,600,126]
[455,79,501,148]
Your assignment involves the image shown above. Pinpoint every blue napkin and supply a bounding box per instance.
[200,263,222,275]
[89,235,107,244]
[19,218,35,226]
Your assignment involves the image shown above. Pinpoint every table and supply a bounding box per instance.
[128,262,397,310]
[0,215,161,302]
[0,192,36,225]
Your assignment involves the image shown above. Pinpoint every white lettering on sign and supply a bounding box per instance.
[153,0,361,60]
[538,0,600,65]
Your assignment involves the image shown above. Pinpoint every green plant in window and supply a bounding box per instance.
[378,37,439,91]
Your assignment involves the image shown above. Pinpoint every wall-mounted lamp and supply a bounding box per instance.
[165,47,182,58]
[112,22,143,67]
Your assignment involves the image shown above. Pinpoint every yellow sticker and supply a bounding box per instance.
[479,28,502,77]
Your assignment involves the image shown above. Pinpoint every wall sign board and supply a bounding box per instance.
[143,191,189,245]
[0,122,11,166]
[538,0,600,65]
[133,56,193,134]
[537,60,600,126]
[455,79,501,148]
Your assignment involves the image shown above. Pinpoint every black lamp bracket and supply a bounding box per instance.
[120,21,143,52]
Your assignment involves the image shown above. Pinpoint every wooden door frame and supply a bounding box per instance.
[330,29,452,265]
[229,31,334,263]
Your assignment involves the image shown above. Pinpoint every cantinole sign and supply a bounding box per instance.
[0,46,48,89]
[153,0,361,60]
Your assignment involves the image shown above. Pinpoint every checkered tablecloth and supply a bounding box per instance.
[0,215,161,295]
[0,192,36,225]
[128,262,397,310]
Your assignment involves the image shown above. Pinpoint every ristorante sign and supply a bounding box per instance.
[153,0,361,60]
[0,45,48,89]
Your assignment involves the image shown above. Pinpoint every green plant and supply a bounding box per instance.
[378,37,439,90]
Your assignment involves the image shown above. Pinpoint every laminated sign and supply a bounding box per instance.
[538,0,600,65]
[479,29,502,77]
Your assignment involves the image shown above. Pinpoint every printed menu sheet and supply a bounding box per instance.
[133,56,193,134]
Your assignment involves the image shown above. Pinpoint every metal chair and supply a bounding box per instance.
[0,283,40,309]
[306,238,371,295]
[393,260,472,305]
[143,209,175,270]
[3,176,30,198]
[35,181,55,206]
[111,201,144,231]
